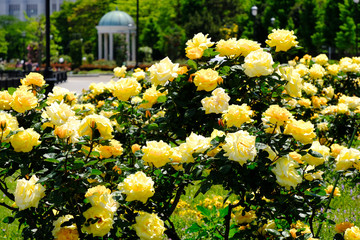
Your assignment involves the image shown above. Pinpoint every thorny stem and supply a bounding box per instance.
[315,126,357,238]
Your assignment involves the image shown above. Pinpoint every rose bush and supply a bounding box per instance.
[0,28,360,239]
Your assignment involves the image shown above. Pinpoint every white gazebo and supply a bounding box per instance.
[96,9,136,63]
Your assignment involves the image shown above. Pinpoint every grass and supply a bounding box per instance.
[1,177,359,239]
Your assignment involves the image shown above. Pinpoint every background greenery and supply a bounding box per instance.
[1,0,360,65]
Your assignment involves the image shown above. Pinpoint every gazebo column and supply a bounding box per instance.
[131,32,136,62]
[104,33,109,60]
[109,33,114,61]
[126,32,130,62]
[98,33,102,60]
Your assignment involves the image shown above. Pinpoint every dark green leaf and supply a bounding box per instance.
[187,59,197,70]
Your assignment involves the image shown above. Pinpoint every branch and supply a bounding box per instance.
[167,183,185,217]
[0,202,17,211]
[0,180,14,201]
[224,201,242,240]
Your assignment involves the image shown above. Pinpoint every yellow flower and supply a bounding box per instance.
[335,148,360,171]
[344,226,360,240]
[89,82,106,96]
[0,91,13,110]
[185,132,211,154]
[148,57,179,86]
[302,141,330,166]
[0,111,19,141]
[133,212,165,240]
[335,222,354,233]
[303,82,317,96]
[78,114,113,140]
[237,39,261,57]
[331,144,346,158]
[262,105,293,129]
[222,104,253,128]
[14,175,46,210]
[10,128,41,152]
[309,63,326,79]
[45,102,76,126]
[113,65,127,78]
[96,139,123,158]
[142,140,171,168]
[10,88,38,113]
[297,98,311,108]
[271,155,302,189]
[132,68,146,81]
[54,117,80,143]
[85,185,119,213]
[265,29,298,52]
[304,167,324,181]
[280,67,303,98]
[112,77,141,101]
[185,33,214,59]
[223,130,257,166]
[193,69,223,92]
[313,54,328,66]
[216,38,242,58]
[327,64,340,76]
[46,86,77,105]
[234,210,257,224]
[295,64,309,77]
[339,95,360,110]
[118,171,155,203]
[52,215,79,240]
[201,88,230,114]
[340,57,359,73]
[132,143,141,153]
[284,119,316,144]
[82,205,114,237]
[325,185,341,196]
[21,72,45,87]
[300,54,312,65]
[242,49,274,77]
[139,85,165,109]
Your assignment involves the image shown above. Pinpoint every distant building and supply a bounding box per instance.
[0,0,76,21]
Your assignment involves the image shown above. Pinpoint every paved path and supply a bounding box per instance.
[56,74,114,94]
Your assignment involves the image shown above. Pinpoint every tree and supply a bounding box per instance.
[0,29,8,59]
[336,0,357,55]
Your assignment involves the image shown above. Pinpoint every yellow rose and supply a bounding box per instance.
[297,98,311,108]
[266,29,298,52]
[280,67,303,98]
[216,38,242,58]
[112,77,141,101]
[340,57,359,73]
[300,54,312,65]
[284,119,316,144]
[237,39,261,57]
[0,91,13,110]
[337,103,350,114]
[313,53,328,66]
[132,68,146,81]
[327,64,340,76]
[47,86,77,105]
[142,140,171,168]
[262,105,293,129]
[325,185,341,197]
[133,212,165,240]
[242,49,274,77]
[335,222,354,233]
[302,141,330,166]
[10,128,41,152]
[170,143,195,167]
[45,102,76,126]
[331,144,347,158]
[14,175,46,210]
[304,167,324,181]
[78,114,113,140]
[148,57,179,86]
[139,85,166,109]
[222,130,257,166]
[10,88,38,113]
[345,224,360,240]
[185,132,211,154]
[339,95,360,110]
[95,140,123,159]
[89,82,106,96]
[185,33,214,59]
[193,69,223,92]
[21,72,45,87]
[113,65,127,78]
[54,117,80,143]
[85,185,119,213]
[295,64,309,77]
[234,210,257,224]
[335,148,360,171]
[271,155,302,189]
[0,111,19,141]
[118,171,155,203]
[82,205,114,237]
[309,63,326,79]
[201,88,230,114]
[303,82,318,96]
[52,215,78,240]
[222,104,253,128]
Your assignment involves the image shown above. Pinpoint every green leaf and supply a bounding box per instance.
[308,150,323,158]
[7,87,16,95]
[147,123,158,131]
[90,169,102,175]
[196,205,211,218]
[85,160,98,166]
[157,95,167,103]
[219,206,229,218]
[187,59,197,70]
[186,223,202,233]
[44,158,60,163]
[3,216,15,224]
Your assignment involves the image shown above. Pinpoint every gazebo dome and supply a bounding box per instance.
[98,10,135,26]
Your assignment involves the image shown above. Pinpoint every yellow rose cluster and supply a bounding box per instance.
[216,38,260,58]
[185,33,214,59]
